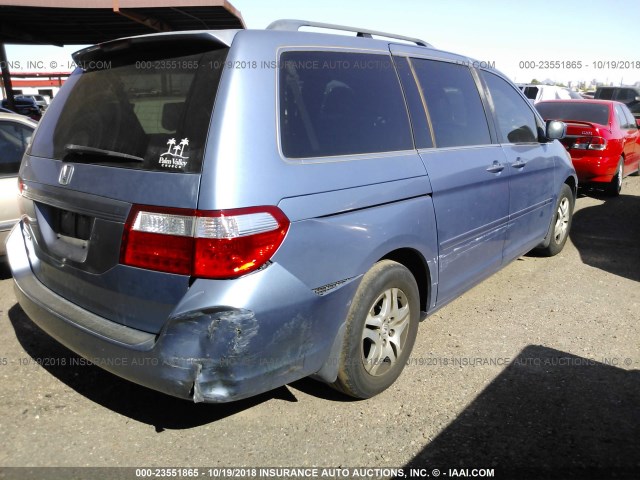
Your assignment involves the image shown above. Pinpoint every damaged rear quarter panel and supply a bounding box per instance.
[163,264,359,402]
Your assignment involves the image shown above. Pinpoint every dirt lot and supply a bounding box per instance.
[0,177,638,480]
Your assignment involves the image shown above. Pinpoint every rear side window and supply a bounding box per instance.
[393,57,433,149]
[410,59,490,148]
[622,105,637,127]
[279,51,412,158]
[482,72,539,144]
[615,104,630,128]
[615,89,634,102]
[596,88,614,100]
[30,47,228,173]
[0,121,33,175]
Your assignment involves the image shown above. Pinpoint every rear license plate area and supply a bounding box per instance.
[51,206,93,240]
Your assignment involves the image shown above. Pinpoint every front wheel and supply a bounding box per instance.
[537,183,574,257]
[332,260,420,399]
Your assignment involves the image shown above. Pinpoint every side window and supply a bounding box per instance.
[482,72,539,144]
[615,104,630,129]
[393,57,433,149]
[279,51,413,158]
[615,89,634,102]
[622,105,637,128]
[410,59,490,148]
[597,88,614,100]
[0,121,33,175]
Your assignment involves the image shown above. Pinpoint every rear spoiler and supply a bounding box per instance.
[563,120,611,134]
[73,30,238,67]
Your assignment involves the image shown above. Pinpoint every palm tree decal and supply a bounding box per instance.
[165,138,176,154]
[178,138,189,157]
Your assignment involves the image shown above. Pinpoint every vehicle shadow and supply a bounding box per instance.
[570,192,640,282]
[402,345,640,479]
[7,304,299,431]
[290,377,357,402]
[0,262,11,280]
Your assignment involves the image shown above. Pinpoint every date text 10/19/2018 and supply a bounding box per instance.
[519,60,640,70]
[134,467,496,478]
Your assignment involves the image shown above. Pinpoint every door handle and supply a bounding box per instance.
[486,161,505,173]
[512,159,527,169]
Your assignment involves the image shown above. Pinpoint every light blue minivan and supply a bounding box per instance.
[7,20,576,402]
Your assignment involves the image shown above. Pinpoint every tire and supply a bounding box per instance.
[332,260,420,399]
[537,184,574,257]
[606,159,623,196]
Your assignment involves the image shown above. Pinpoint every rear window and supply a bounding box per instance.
[279,51,412,158]
[535,102,610,126]
[30,46,228,173]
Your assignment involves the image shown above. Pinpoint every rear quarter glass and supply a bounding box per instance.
[278,50,413,158]
[29,47,229,174]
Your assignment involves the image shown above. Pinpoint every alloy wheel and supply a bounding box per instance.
[361,287,411,376]
[554,197,570,244]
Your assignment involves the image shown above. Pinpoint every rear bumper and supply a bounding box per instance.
[570,152,619,183]
[1,219,19,258]
[7,223,357,402]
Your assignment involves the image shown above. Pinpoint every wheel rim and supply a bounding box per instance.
[361,287,411,376]
[553,197,570,244]
[617,164,623,191]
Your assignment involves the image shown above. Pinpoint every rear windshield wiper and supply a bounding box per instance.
[64,144,144,163]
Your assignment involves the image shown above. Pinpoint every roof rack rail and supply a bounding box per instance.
[266,19,431,47]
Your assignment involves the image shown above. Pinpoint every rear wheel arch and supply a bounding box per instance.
[564,175,577,198]
[331,259,420,398]
[379,248,431,313]
[606,157,624,196]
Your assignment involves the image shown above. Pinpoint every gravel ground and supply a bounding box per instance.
[0,176,638,480]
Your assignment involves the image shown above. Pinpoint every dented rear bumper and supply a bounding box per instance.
[8,224,358,402]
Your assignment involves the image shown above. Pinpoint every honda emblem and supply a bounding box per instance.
[58,164,74,185]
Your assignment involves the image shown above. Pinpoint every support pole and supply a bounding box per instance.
[0,42,15,110]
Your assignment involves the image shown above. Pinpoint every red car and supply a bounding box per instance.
[536,99,640,195]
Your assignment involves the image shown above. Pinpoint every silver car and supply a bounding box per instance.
[0,112,36,259]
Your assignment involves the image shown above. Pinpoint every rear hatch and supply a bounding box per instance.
[20,32,231,333]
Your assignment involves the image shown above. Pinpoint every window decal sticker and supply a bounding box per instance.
[159,137,190,169]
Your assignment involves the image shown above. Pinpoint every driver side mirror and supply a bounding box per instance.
[546,120,566,140]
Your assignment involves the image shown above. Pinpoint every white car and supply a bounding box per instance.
[0,112,36,259]
[518,84,581,103]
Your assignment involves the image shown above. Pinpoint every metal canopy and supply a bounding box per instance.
[0,0,244,109]
[0,0,244,46]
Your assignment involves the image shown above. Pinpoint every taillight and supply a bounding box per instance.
[571,136,606,150]
[121,205,289,279]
